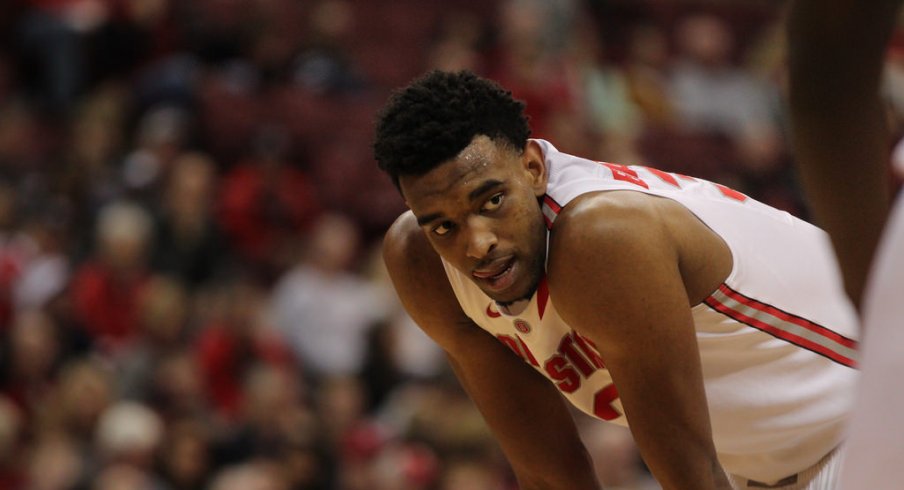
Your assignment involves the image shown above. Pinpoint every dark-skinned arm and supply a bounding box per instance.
[787,0,903,308]
[383,211,602,490]
[548,192,732,490]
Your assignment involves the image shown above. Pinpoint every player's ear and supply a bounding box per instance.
[522,140,548,197]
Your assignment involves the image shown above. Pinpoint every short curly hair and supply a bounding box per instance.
[373,70,531,189]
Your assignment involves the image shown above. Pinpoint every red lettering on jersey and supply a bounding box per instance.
[714,183,747,202]
[644,167,680,188]
[497,334,540,367]
[486,303,502,318]
[593,383,622,421]
[574,333,606,369]
[602,163,649,189]
[545,356,580,393]
[516,335,540,367]
[497,335,521,356]
[558,333,595,377]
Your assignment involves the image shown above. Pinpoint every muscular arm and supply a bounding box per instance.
[548,192,732,490]
[383,212,601,490]
[787,0,903,308]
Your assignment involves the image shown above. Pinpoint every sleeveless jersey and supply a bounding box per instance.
[441,139,859,484]
[839,190,904,489]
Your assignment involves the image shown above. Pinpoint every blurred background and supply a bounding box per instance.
[0,0,903,489]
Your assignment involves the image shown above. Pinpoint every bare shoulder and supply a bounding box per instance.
[547,190,729,341]
[383,211,472,349]
[548,190,672,264]
[383,210,433,273]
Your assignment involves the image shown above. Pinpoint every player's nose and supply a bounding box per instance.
[465,217,497,259]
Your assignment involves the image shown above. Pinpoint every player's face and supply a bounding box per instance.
[400,136,548,304]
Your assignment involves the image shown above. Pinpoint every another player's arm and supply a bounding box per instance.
[548,192,732,490]
[383,212,601,490]
[787,0,902,307]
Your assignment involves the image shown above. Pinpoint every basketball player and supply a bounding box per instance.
[787,0,904,488]
[375,70,858,489]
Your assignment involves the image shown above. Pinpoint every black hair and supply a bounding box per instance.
[373,70,531,189]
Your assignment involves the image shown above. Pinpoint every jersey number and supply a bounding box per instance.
[593,383,621,420]
[601,163,747,203]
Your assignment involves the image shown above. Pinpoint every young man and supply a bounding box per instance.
[787,0,904,488]
[375,70,858,489]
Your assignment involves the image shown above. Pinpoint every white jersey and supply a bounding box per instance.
[839,190,904,489]
[442,140,859,484]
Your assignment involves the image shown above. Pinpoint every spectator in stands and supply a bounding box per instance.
[157,418,212,490]
[488,0,575,139]
[69,200,154,351]
[217,126,320,279]
[562,15,642,159]
[0,180,34,330]
[624,24,675,127]
[669,13,786,178]
[293,0,367,95]
[147,350,207,420]
[1,309,60,420]
[93,401,164,474]
[59,86,129,241]
[150,152,226,288]
[270,213,386,378]
[40,357,113,447]
[121,104,193,202]
[114,275,190,401]
[194,276,294,420]
[670,14,778,139]
[24,432,84,490]
[13,211,71,315]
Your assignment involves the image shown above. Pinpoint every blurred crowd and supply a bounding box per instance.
[1,0,903,489]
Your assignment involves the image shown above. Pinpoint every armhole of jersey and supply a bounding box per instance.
[657,193,741,306]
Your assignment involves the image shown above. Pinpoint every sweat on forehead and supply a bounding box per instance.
[401,137,508,197]
[400,136,517,207]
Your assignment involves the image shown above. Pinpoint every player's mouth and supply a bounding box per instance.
[472,256,517,293]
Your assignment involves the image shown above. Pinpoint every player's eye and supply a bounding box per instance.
[481,192,504,212]
[432,221,454,236]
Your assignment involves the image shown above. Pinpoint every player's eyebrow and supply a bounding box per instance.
[468,179,504,201]
[416,212,443,227]
[415,179,505,227]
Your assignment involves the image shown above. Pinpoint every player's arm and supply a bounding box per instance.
[383,211,602,490]
[787,0,902,307]
[548,192,732,490]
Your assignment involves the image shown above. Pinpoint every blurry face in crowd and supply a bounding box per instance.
[678,14,734,67]
[308,213,360,272]
[101,234,148,271]
[166,153,215,221]
[400,136,548,305]
[11,310,59,380]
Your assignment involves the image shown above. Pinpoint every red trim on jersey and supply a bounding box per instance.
[542,195,563,230]
[704,284,858,368]
[718,284,857,349]
[537,275,549,320]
